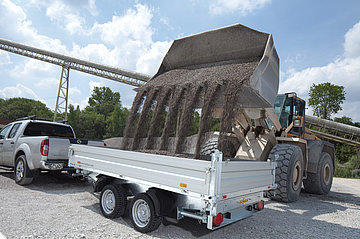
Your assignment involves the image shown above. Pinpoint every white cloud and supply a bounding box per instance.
[89,80,103,93]
[209,0,272,15]
[344,21,360,58]
[280,20,360,121]
[0,1,171,111]
[45,1,86,35]
[0,51,12,65]
[136,41,172,75]
[0,84,45,103]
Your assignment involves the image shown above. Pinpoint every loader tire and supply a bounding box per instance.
[269,144,303,202]
[303,152,333,195]
[100,184,127,218]
[200,138,219,157]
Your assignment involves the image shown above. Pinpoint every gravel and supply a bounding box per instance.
[0,170,359,239]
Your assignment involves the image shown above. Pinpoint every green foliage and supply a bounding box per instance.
[67,87,129,140]
[308,82,345,119]
[106,104,129,138]
[335,156,360,178]
[188,111,200,135]
[0,97,53,120]
[86,86,121,117]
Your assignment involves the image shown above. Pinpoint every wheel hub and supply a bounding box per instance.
[323,163,331,185]
[16,160,24,181]
[133,199,150,227]
[102,190,115,214]
[292,161,302,191]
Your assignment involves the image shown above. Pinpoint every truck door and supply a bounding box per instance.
[2,123,22,167]
[0,124,12,165]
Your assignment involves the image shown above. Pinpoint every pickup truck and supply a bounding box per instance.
[68,145,276,232]
[0,118,104,185]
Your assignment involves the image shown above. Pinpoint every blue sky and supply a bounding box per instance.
[0,0,360,120]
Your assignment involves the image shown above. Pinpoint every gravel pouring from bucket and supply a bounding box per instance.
[121,24,279,158]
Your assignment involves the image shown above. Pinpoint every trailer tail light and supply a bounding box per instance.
[255,200,264,211]
[40,139,49,156]
[104,142,107,147]
[213,213,224,226]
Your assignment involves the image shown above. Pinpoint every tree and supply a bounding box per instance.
[67,87,130,139]
[308,82,345,119]
[106,104,129,138]
[86,86,121,118]
[0,97,53,120]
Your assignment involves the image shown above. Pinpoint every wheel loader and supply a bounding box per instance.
[122,24,335,203]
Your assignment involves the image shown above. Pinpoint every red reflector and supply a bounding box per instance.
[40,139,49,156]
[104,143,107,147]
[213,213,224,226]
[255,200,264,211]
[268,186,271,189]
[222,195,227,199]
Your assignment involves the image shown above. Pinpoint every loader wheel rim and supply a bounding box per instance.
[323,163,331,185]
[292,161,301,191]
[16,160,24,181]
[132,199,151,228]
[102,189,115,214]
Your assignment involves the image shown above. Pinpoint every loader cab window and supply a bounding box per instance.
[274,95,292,129]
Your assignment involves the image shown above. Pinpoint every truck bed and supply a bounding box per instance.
[69,144,274,197]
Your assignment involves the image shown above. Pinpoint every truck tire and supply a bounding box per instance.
[100,184,127,218]
[14,155,34,185]
[269,144,303,202]
[130,193,162,233]
[303,152,333,195]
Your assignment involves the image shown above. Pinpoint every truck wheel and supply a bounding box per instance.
[303,152,333,195]
[100,184,127,218]
[130,193,162,233]
[269,144,303,202]
[14,155,34,185]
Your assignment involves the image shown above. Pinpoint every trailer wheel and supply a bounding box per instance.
[130,193,162,233]
[303,152,333,195]
[14,155,34,185]
[100,184,127,218]
[269,144,303,202]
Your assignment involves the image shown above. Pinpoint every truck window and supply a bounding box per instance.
[0,125,11,139]
[8,123,22,138]
[23,122,74,138]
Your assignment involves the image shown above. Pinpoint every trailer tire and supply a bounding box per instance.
[303,152,333,195]
[269,144,303,202]
[100,184,127,218]
[130,193,162,233]
[14,155,34,185]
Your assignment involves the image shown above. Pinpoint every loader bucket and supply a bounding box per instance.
[122,24,280,157]
[152,23,279,108]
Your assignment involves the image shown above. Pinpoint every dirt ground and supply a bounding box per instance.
[0,169,359,239]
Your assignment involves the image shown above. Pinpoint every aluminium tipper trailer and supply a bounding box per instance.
[68,144,276,232]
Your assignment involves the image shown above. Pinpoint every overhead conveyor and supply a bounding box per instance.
[0,38,151,121]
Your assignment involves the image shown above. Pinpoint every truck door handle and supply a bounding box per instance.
[10,142,14,144]
[0,142,3,144]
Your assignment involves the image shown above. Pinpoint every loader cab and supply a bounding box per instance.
[274,92,306,137]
